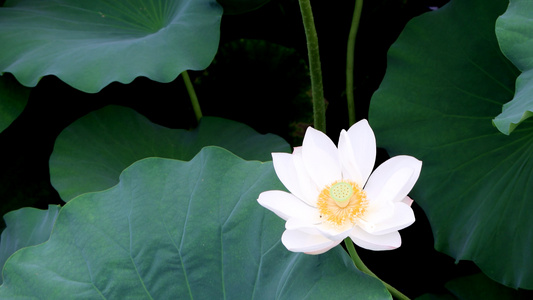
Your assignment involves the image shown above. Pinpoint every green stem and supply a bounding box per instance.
[344,238,411,300]
[181,71,202,122]
[298,0,326,133]
[346,0,363,126]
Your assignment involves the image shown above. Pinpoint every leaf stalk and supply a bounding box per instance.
[181,71,202,122]
[344,238,411,300]
[346,0,363,126]
[298,0,326,133]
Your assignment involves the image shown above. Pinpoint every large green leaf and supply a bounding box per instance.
[445,273,526,300]
[0,0,222,93]
[49,105,290,202]
[369,0,533,290]
[0,205,60,285]
[0,75,29,133]
[0,147,390,298]
[416,273,530,300]
[493,0,533,134]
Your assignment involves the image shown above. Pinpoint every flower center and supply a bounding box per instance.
[317,180,367,227]
[329,182,353,207]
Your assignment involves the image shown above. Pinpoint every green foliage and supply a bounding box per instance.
[369,0,533,290]
[0,0,222,93]
[49,105,290,202]
[0,75,29,133]
[0,0,533,297]
[445,273,525,300]
[493,0,533,134]
[0,148,390,299]
[416,272,530,300]
[0,205,60,284]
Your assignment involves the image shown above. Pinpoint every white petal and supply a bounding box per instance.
[349,227,402,251]
[301,127,342,190]
[338,119,376,186]
[402,196,414,206]
[357,202,415,235]
[272,149,319,206]
[286,218,353,242]
[282,229,341,254]
[316,224,355,242]
[364,155,422,209]
[304,242,339,255]
[285,218,312,231]
[257,190,320,223]
[356,201,395,227]
[292,147,321,204]
[272,152,302,197]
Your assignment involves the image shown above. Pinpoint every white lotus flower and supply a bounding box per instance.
[258,119,422,254]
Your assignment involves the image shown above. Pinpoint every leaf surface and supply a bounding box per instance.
[493,0,533,134]
[49,105,290,202]
[0,75,29,133]
[369,0,533,289]
[1,147,391,299]
[0,0,222,93]
[0,205,60,284]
